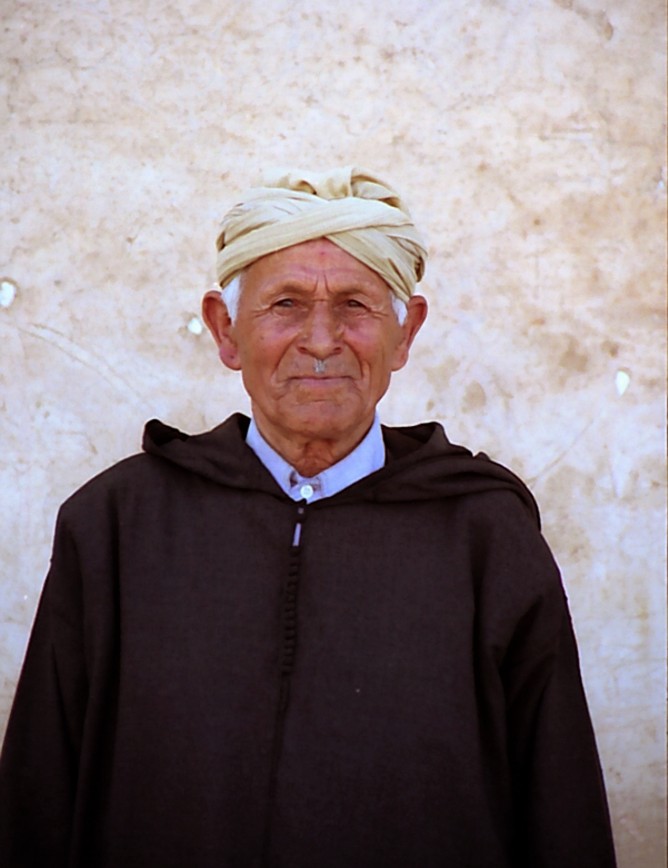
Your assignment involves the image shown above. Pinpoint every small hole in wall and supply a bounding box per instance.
[615,369,631,397]
[0,278,18,308]
[187,315,204,336]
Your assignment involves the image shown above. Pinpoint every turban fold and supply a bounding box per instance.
[215,166,427,303]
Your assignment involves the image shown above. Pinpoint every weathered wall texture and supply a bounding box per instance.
[1,0,665,864]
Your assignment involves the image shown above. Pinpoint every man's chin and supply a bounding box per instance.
[277,406,369,445]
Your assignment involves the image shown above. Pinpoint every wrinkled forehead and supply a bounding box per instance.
[243,238,395,296]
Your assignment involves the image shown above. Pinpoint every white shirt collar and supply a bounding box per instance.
[246,415,386,502]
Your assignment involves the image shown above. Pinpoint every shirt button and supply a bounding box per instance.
[300,484,314,500]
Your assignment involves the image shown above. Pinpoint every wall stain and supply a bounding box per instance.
[552,0,614,41]
[462,381,487,412]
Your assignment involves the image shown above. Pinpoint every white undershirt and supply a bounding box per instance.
[246,415,386,503]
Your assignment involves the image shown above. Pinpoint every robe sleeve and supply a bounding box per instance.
[0,509,88,868]
[503,579,617,867]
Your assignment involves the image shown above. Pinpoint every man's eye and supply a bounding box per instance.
[345,299,365,309]
[274,298,295,308]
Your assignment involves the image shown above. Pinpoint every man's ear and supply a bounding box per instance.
[391,294,428,371]
[201,290,242,371]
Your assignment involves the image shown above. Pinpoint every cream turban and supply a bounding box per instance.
[215,166,427,304]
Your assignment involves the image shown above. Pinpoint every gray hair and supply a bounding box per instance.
[220,273,408,325]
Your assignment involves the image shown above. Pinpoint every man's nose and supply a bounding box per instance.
[298,302,342,358]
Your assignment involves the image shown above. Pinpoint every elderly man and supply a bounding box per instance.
[0,167,616,867]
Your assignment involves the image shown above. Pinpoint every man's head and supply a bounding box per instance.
[202,167,428,471]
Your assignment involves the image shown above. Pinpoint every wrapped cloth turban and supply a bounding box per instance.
[215,166,427,304]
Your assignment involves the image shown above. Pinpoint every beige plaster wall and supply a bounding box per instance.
[1,0,665,864]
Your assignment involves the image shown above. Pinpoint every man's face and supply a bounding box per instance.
[203,238,426,454]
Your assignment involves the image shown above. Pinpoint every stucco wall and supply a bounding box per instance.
[1,1,665,864]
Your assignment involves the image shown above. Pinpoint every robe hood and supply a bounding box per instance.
[142,414,540,527]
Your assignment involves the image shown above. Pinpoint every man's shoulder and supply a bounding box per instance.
[59,451,176,516]
[57,413,262,523]
[377,420,541,528]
